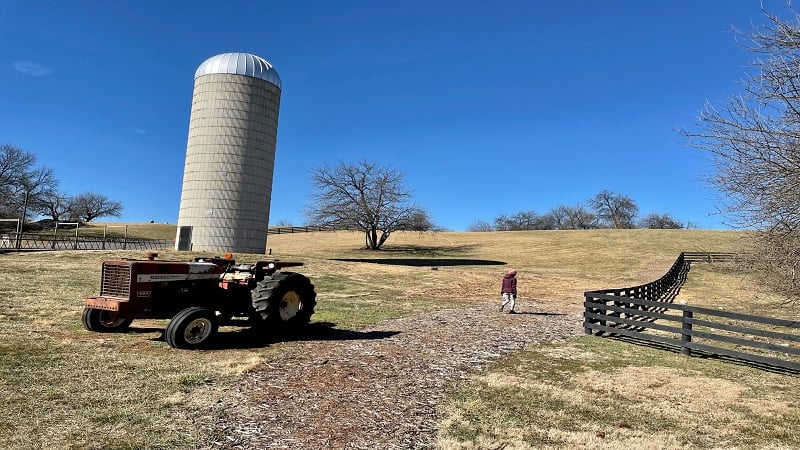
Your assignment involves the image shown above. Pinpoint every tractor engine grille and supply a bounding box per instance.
[100,263,132,298]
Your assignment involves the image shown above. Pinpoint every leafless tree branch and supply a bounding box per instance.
[306,160,433,249]
[682,2,800,301]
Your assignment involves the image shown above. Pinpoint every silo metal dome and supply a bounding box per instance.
[194,52,282,89]
[176,52,283,254]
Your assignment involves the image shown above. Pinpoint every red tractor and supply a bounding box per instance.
[81,252,317,349]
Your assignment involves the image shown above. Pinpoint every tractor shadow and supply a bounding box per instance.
[127,327,165,334]
[154,321,401,350]
[506,311,568,316]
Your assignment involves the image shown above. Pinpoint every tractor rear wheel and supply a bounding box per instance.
[165,307,218,349]
[252,272,317,328]
[81,307,133,333]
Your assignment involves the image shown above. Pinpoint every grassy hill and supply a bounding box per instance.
[1,229,797,449]
[46,222,178,240]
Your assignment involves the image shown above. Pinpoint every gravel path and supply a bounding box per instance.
[195,300,583,449]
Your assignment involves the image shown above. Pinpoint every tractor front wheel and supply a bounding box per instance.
[82,307,133,333]
[165,307,218,349]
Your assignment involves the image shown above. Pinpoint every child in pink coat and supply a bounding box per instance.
[500,269,517,313]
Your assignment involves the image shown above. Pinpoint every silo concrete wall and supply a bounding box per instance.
[176,73,281,254]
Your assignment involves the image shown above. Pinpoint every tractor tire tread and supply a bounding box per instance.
[81,307,133,333]
[165,306,218,349]
[251,272,317,328]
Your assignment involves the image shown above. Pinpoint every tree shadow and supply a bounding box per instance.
[330,243,506,267]
[147,321,400,350]
[375,244,479,255]
[333,258,506,267]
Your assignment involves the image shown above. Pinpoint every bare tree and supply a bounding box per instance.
[493,214,512,231]
[531,213,557,230]
[0,145,35,196]
[307,160,433,250]
[18,167,57,222]
[491,210,556,231]
[0,144,57,225]
[482,205,599,231]
[639,213,683,229]
[510,210,538,230]
[739,232,800,302]
[70,193,123,223]
[494,211,530,231]
[467,219,494,232]
[406,210,435,231]
[548,205,569,230]
[589,190,639,229]
[36,191,74,222]
[558,204,597,230]
[681,5,800,300]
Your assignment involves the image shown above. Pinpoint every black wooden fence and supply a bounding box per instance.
[584,252,800,371]
[0,232,170,251]
[682,252,737,263]
[266,225,334,235]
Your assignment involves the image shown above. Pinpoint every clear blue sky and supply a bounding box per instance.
[0,1,786,230]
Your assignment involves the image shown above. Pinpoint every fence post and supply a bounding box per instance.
[609,290,621,323]
[681,310,693,356]
[584,293,595,335]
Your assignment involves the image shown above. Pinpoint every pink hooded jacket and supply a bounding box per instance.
[501,271,517,295]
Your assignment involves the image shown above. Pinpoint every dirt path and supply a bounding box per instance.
[194,299,583,449]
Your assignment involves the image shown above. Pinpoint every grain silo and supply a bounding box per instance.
[175,52,282,254]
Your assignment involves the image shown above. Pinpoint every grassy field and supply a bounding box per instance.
[1,228,798,449]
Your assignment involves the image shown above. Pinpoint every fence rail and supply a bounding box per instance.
[584,252,800,371]
[266,226,334,235]
[682,252,737,263]
[0,225,334,251]
[0,232,169,251]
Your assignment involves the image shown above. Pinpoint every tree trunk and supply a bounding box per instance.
[377,230,390,249]
[364,226,380,250]
[370,228,379,249]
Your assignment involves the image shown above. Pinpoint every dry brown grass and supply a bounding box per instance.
[0,250,269,448]
[28,222,177,240]
[431,231,800,450]
[437,335,800,449]
[267,229,742,313]
[3,228,794,449]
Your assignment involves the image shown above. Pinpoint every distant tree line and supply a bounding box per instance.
[1,144,123,229]
[468,190,685,231]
